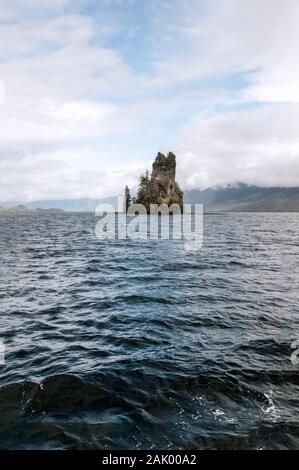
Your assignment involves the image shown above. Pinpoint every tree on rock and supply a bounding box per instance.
[135,152,183,213]
[124,185,131,212]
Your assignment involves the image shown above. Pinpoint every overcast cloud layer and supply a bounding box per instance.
[0,0,298,201]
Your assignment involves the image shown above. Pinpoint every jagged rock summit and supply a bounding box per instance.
[136,152,183,212]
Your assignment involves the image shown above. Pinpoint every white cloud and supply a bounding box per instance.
[48,100,115,122]
[0,9,138,146]
[150,0,299,103]
[0,145,145,201]
[174,105,299,189]
[0,0,73,19]
[0,0,299,201]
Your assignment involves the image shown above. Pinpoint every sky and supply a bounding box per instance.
[0,0,299,202]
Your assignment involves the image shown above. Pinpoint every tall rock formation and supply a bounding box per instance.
[136,152,183,212]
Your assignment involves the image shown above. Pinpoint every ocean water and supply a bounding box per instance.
[0,212,298,450]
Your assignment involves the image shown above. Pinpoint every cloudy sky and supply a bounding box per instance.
[0,0,298,202]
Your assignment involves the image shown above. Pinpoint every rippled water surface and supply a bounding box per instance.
[0,212,298,449]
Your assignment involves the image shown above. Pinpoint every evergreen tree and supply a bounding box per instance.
[138,170,150,189]
[136,170,149,202]
[124,185,131,212]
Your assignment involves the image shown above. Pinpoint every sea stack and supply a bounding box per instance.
[136,152,183,212]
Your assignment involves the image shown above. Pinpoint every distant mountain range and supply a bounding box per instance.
[1,185,299,212]
[184,184,299,212]
[0,204,63,214]
[0,196,118,212]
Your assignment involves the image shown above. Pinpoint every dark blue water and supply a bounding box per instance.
[0,212,298,450]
